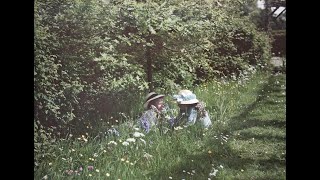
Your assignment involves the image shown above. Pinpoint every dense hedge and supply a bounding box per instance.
[34,0,271,138]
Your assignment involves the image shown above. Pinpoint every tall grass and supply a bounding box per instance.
[35,70,286,180]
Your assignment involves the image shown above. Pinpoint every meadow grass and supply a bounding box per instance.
[34,71,286,180]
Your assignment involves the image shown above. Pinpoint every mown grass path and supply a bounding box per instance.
[214,73,286,179]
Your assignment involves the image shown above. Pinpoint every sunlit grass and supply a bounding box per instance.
[35,71,286,180]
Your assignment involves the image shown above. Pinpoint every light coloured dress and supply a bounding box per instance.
[175,102,212,128]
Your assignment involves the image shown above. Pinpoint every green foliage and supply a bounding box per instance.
[34,120,57,171]
[34,0,65,130]
[34,0,148,135]
[34,0,273,167]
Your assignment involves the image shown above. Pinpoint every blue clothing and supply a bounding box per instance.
[139,109,159,133]
[176,106,212,128]
[138,104,175,133]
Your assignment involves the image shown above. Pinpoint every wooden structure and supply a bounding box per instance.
[265,0,286,32]
[264,0,286,57]
[269,0,286,19]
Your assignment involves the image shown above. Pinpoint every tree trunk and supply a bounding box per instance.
[146,38,153,92]
[265,0,270,32]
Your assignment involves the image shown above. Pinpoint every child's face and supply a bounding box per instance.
[178,104,189,111]
[178,103,196,112]
[152,98,164,111]
[178,104,192,112]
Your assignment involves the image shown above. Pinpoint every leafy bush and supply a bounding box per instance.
[34,0,271,139]
[34,120,57,171]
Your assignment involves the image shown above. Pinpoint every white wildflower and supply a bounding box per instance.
[108,141,118,146]
[174,126,183,130]
[209,169,218,177]
[133,132,145,138]
[143,152,153,160]
[126,138,136,143]
[122,141,129,146]
[139,138,146,145]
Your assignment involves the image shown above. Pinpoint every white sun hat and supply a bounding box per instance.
[173,89,199,105]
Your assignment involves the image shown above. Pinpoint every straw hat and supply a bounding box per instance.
[173,89,199,105]
[143,92,165,110]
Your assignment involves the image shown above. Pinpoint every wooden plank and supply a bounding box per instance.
[276,8,286,18]
[269,6,280,16]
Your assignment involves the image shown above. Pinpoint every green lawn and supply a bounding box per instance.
[34,72,286,180]
[214,74,286,179]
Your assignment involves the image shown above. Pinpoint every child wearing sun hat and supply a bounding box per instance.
[173,89,212,128]
[138,92,166,133]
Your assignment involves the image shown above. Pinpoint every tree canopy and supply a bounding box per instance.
[34,0,271,136]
